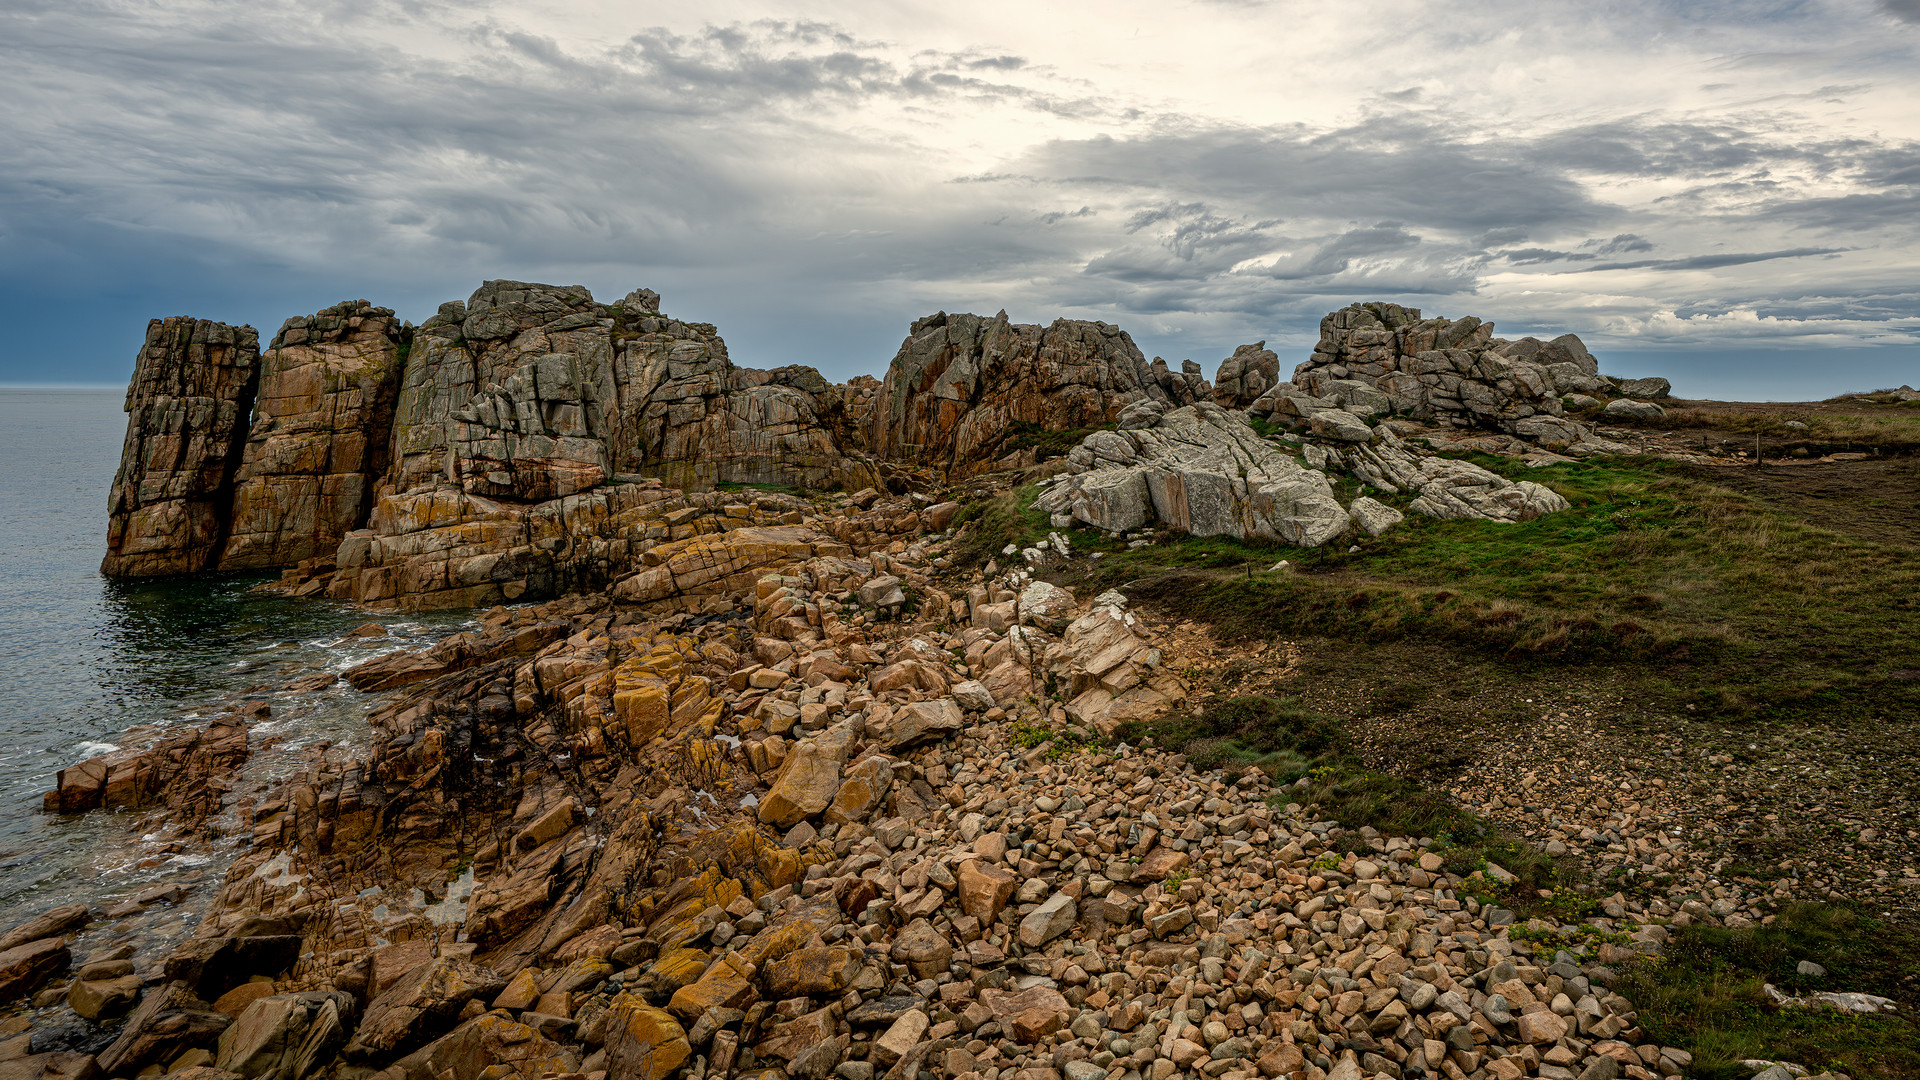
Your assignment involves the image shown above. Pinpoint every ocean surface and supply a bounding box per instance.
[0,387,468,967]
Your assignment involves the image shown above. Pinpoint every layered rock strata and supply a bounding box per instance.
[1033,404,1348,546]
[102,317,262,577]
[865,312,1169,477]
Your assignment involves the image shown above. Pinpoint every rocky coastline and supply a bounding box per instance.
[4,285,1848,1080]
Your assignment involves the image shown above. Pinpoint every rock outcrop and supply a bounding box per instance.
[1209,342,1279,409]
[1033,404,1348,546]
[1034,402,1567,545]
[1258,302,1616,452]
[102,317,262,577]
[220,301,406,569]
[864,311,1168,476]
[103,293,1600,600]
[105,284,887,602]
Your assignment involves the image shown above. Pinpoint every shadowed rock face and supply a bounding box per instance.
[1210,341,1279,409]
[102,316,262,577]
[863,310,1169,477]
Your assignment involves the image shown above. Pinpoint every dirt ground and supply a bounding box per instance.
[1701,456,1920,547]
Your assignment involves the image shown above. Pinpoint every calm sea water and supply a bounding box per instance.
[0,387,467,966]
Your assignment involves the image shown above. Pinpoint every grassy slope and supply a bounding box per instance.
[949,452,1920,1075]
[1065,455,1919,722]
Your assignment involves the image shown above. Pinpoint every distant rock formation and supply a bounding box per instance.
[104,291,1624,598]
[864,311,1168,475]
[1210,341,1280,408]
[1252,302,1618,451]
[102,317,261,577]
[103,283,890,599]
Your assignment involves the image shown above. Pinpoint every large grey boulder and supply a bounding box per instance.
[1336,433,1571,524]
[1348,497,1404,538]
[1033,404,1348,546]
[1611,376,1671,399]
[1604,399,1666,421]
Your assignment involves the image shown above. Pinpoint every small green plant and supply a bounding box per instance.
[1009,722,1051,749]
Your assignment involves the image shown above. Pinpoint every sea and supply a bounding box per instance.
[0,387,468,970]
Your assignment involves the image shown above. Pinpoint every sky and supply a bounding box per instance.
[3,0,1918,399]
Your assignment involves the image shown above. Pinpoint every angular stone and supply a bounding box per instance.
[68,975,143,1021]
[870,1009,928,1068]
[885,699,963,750]
[823,755,893,826]
[0,1053,103,1080]
[214,991,355,1080]
[423,1013,572,1080]
[1017,895,1077,949]
[0,939,68,1003]
[0,908,90,953]
[889,921,952,981]
[343,957,504,1061]
[957,860,1018,924]
[604,995,691,1080]
[760,946,861,999]
[758,726,856,828]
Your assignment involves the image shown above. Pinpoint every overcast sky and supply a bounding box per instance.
[4,0,1918,398]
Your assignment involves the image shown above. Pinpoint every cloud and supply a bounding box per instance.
[1567,247,1847,272]
[0,0,1917,395]
[1885,0,1920,24]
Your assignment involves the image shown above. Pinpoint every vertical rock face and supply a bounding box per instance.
[102,317,261,577]
[612,309,873,492]
[391,280,617,499]
[1210,342,1279,408]
[389,281,874,501]
[219,301,406,569]
[864,311,1169,476]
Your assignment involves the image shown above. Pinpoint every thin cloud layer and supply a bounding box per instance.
[0,0,1916,396]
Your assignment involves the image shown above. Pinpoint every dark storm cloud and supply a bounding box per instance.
[1566,247,1846,272]
[1884,0,1920,23]
[1,0,1918,389]
[1022,117,1607,232]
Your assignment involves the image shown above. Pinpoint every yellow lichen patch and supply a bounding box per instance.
[605,994,692,1080]
[733,920,819,968]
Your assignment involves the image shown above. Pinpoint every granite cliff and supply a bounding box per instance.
[103,289,1650,605]
[0,294,1764,1080]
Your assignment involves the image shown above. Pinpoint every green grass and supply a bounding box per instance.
[1617,903,1920,1078]
[1065,455,1920,722]
[950,483,1050,567]
[1121,695,1567,905]
[1004,421,1118,461]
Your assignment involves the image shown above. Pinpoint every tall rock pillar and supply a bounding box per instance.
[219,300,407,569]
[101,317,262,577]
